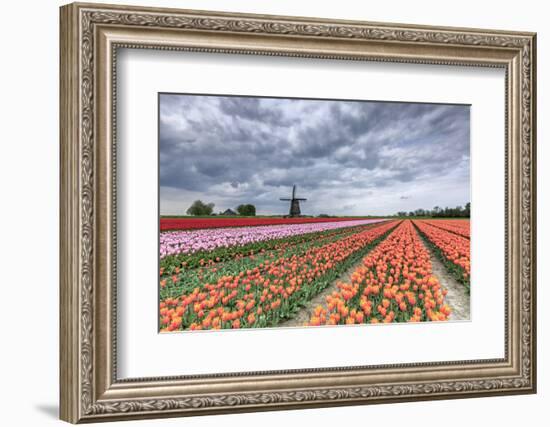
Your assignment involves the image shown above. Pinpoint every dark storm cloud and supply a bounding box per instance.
[159,94,470,215]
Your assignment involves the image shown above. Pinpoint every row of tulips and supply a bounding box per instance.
[160,216,374,231]
[413,220,470,290]
[421,219,470,239]
[160,219,386,258]
[307,220,451,326]
[160,221,384,274]
[159,220,399,331]
[160,221,381,300]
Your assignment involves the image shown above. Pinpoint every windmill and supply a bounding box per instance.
[280,185,307,217]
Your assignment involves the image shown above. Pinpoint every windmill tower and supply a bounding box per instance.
[280,185,307,217]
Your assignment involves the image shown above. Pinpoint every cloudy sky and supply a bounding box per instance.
[159,94,470,216]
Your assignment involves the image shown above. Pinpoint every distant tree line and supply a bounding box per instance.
[236,204,256,216]
[186,200,215,216]
[186,200,257,216]
[396,202,470,218]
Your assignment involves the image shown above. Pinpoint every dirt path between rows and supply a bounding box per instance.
[278,257,366,328]
[428,249,470,321]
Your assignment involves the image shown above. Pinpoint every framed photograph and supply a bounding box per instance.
[60,2,537,423]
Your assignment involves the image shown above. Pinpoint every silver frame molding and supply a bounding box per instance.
[60,2,536,423]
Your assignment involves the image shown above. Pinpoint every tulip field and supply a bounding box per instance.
[159,217,470,332]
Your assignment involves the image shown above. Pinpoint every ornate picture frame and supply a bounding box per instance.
[60,2,536,423]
